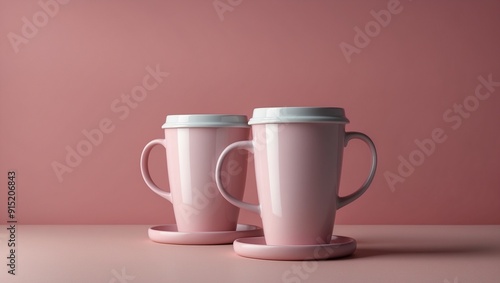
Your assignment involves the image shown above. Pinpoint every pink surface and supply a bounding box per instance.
[1,225,499,282]
[1,0,499,224]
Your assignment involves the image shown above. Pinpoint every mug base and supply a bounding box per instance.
[148,224,263,245]
[233,235,356,261]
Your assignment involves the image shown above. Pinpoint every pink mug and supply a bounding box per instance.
[215,107,377,245]
[141,114,250,232]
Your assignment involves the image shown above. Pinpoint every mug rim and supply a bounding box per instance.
[249,107,350,125]
[162,114,249,129]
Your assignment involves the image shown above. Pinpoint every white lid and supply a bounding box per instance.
[162,114,249,129]
[248,107,349,125]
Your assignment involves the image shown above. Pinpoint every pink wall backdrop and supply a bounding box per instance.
[1,0,499,224]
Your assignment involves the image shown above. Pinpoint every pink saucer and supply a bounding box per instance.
[233,235,356,261]
[148,224,263,245]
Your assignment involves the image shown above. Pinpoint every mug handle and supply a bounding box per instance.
[215,140,260,215]
[337,132,377,209]
[140,139,172,202]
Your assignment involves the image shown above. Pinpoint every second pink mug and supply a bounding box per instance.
[215,107,377,245]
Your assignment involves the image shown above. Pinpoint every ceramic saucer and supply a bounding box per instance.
[233,235,356,260]
[148,224,263,245]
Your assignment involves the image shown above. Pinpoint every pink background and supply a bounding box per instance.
[1,0,499,225]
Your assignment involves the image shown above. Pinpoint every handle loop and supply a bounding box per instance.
[140,139,172,202]
[337,132,377,209]
[215,140,260,215]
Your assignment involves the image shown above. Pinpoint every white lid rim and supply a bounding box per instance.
[248,118,349,125]
[161,114,249,129]
[248,107,350,125]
